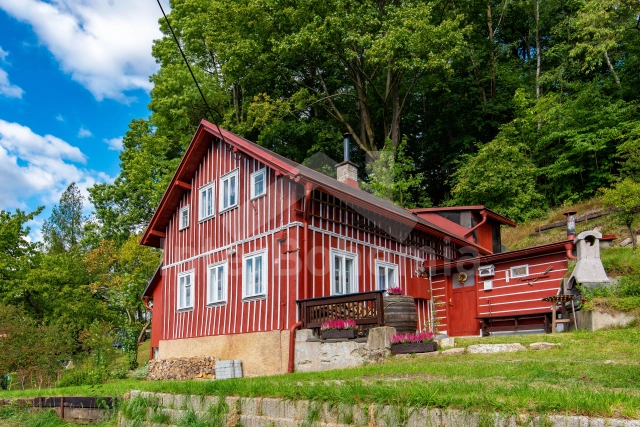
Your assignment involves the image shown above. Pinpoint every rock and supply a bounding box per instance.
[295,329,315,342]
[366,326,396,351]
[147,356,218,381]
[415,351,440,358]
[437,337,455,348]
[466,343,527,354]
[529,342,560,350]
[442,348,465,355]
[637,235,640,245]
[620,238,632,247]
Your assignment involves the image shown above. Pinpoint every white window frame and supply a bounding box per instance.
[510,264,529,278]
[250,168,267,200]
[199,181,215,221]
[330,248,358,295]
[242,249,268,300]
[375,260,398,291]
[219,169,239,213]
[177,270,195,311]
[207,261,228,305]
[179,206,189,230]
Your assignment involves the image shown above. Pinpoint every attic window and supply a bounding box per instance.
[179,206,189,230]
[220,169,239,212]
[199,182,215,221]
[250,168,266,199]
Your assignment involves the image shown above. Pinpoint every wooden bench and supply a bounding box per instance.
[476,312,551,336]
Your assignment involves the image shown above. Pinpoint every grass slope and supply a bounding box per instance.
[2,326,640,419]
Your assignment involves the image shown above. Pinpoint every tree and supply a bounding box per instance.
[42,183,85,253]
[601,178,640,250]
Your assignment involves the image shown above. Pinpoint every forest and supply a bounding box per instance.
[1,0,639,387]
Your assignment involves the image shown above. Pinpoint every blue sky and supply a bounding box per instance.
[0,0,168,240]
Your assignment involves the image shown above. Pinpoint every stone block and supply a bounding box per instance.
[575,309,636,332]
[620,238,632,247]
[442,347,465,355]
[529,342,560,350]
[296,328,315,342]
[366,326,396,350]
[466,343,527,354]
[216,359,242,379]
[437,337,455,348]
[259,397,285,419]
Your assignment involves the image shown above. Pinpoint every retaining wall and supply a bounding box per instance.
[120,391,640,427]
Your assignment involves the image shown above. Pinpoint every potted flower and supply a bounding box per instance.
[389,330,438,354]
[383,287,418,334]
[320,319,358,339]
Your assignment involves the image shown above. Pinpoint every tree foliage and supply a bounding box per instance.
[602,179,640,250]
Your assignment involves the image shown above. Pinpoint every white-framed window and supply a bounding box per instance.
[199,182,215,221]
[220,169,239,212]
[177,270,194,310]
[376,261,398,291]
[207,261,227,305]
[243,249,268,300]
[510,265,529,278]
[179,206,189,230]
[331,248,358,295]
[250,168,266,199]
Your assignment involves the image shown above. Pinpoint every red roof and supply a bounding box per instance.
[409,206,517,227]
[140,120,490,254]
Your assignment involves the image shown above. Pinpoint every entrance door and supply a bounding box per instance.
[448,272,479,336]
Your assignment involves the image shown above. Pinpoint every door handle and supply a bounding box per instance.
[449,298,453,306]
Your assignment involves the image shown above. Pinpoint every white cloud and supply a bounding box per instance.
[0,46,8,62]
[56,113,64,121]
[78,126,92,138]
[0,68,23,98]
[0,0,167,102]
[0,119,111,211]
[104,136,123,151]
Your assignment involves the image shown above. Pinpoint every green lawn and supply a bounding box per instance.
[2,326,640,419]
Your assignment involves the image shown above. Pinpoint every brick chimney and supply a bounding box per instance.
[336,133,359,189]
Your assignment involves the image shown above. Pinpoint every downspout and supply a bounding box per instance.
[287,321,302,373]
[464,210,488,238]
[289,181,312,374]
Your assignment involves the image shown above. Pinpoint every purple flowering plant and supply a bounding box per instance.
[320,319,357,331]
[386,287,404,295]
[389,330,436,345]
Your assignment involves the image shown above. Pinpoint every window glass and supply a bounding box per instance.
[251,169,266,199]
[376,261,398,291]
[243,250,267,299]
[179,206,189,230]
[207,262,227,304]
[332,250,358,295]
[178,271,194,310]
[199,183,215,220]
[511,265,529,278]
[220,170,239,211]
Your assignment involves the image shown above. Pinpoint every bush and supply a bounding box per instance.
[57,365,110,388]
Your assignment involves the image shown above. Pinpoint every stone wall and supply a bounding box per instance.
[147,356,217,380]
[573,309,636,332]
[120,391,640,427]
[294,326,395,373]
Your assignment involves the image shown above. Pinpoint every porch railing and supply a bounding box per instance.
[297,291,385,336]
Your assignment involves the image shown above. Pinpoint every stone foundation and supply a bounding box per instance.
[158,330,290,377]
[147,356,217,380]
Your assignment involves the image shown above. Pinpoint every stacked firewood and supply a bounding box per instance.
[147,356,217,380]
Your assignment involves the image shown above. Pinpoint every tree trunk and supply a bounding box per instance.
[604,51,621,86]
[391,71,401,149]
[628,224,637,250]
[487,2,496,99]
[535,0,542,100]
[135,319,152,363]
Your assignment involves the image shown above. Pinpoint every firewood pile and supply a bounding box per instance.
[147,356,217,380]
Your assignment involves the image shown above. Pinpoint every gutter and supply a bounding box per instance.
[464,210,488,238]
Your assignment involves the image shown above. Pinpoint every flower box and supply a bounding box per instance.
[321,329,357,340]
[390,341,438,354]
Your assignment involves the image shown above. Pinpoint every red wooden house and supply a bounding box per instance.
[141,120,571,376]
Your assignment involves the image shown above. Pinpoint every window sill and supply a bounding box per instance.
[206,301,227,307]
[176,307,194,313]
[178,226,189,231]
[219,205,239,215]
[198,214,215,224]
[242,295,267,303]
[250,193,266,201]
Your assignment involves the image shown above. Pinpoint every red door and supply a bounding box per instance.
[448,273,479,336]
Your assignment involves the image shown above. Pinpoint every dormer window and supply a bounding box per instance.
[179,206,189,230]
[250,168,266,199]
[220,169,239,212]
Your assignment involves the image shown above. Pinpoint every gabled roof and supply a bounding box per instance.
[409,206,517,227]
[140,120,489,254]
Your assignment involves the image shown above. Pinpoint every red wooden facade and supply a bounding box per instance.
[141,120,571,358]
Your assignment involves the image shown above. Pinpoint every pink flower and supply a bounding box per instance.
[386,287,404,295]
[321,318,357,331]
[389,330,436,344]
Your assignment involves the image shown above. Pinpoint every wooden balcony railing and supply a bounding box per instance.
[297,291,385,336]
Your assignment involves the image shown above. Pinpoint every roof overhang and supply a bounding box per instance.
[409,206,517,227]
